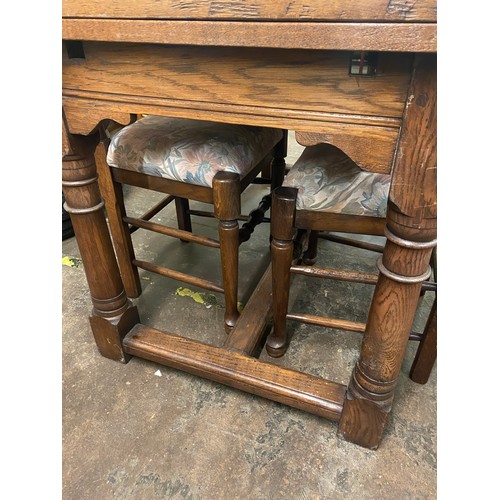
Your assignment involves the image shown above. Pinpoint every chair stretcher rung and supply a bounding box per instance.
[318,232,385,253]
[421,281,437,293]
[123,324,346,421]
[291,264,436,292]
[140,195,175,222]
[290,265,378,284]
[186,209,215,219]
[133,259,224,294]
[124,216,220,248]
[130,195,175,234]
[287,312,366,333]
[288,312,424,341]
[187,209,269,224]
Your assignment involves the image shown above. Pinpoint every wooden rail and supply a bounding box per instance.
[123,324,346,421]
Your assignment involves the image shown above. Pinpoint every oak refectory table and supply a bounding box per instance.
[62,0,437,449]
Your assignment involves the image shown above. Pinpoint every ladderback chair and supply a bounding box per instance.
[95,115,286,333]
[267,142,436,384]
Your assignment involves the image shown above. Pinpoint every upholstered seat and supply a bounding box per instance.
[283,144,390,216]
[107,115,283,187]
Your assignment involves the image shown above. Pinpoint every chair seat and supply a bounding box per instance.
[283,144,391,217]
[107,115,282,187]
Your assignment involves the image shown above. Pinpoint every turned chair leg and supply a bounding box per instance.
[413,245,437,381]
[271,131,288,191]
[175,197,192,231]
[410,298,437,384]
[174,197,192,243]
[213,171,241,333]
[302,230,319,265]
[266,187,297,357]
[95,141,142,298]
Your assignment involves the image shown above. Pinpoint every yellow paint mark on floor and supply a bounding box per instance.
[175,287,219,308]
[174,287,244,312]
[62,255,83,269]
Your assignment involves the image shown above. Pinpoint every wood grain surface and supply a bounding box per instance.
[389,54,437,218]
[296,128,399,174]
[123,324,346,420]
[63,0,437,22]
[63,43,412,119]
[62,19,436,52]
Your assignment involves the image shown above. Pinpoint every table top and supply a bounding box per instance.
[63,0,437,21]
[62,0,437,52]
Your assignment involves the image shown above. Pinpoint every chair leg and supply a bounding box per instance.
[174,197,192,242]
[266,187,298,357]
[302,230,319,265]
[410,298,437,384]
[95,141,142,298]
[271,130,288,191]
[213,171,241,333]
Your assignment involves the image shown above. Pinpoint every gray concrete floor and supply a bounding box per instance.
[62,137,436,499]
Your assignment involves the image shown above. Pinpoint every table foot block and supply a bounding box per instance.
[123,324,346,421]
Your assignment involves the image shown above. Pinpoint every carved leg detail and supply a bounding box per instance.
[213,172,241,333]
[266,187,297,357]
[63,143,139,363]
[339,213,437,448]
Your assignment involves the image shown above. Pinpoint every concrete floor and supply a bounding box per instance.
[62,137,436,499]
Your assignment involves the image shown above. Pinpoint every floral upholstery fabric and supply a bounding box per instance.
[107,115,282,187]
[283,144,391,217]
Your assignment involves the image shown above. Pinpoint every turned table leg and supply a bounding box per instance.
[62,129,139,362]
[338,211,436,448]
[339,53,437,448]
